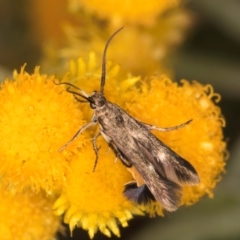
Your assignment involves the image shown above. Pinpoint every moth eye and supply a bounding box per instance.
[90,103,96,109]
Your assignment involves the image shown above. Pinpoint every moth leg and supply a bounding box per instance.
[106,147,111,154]
[92,132,102,172]
[142,119,192,132]
[59,116,97,152]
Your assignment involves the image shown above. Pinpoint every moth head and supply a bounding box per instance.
[88,91,106,109]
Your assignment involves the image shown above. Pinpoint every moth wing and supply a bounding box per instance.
[120,111,200,186]
[137,132,200,186]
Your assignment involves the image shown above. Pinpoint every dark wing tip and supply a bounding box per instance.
[124,182,155,205]
[175,159,200,185]
[155,178,182,212]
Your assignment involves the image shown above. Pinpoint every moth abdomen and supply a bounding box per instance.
[124,182,155,204]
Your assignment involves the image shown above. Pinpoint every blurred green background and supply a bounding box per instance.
[0,0,239,239]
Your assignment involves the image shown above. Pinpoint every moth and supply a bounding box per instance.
[55,27,200,212]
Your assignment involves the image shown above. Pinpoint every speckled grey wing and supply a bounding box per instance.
[127,120,200,186]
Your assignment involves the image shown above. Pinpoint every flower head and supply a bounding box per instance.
[69,0,180,26]
[0,183,61,240]
[0,66,87,193]
[123,77,226,209]
[43,11,192,76]
[54,139,144,239]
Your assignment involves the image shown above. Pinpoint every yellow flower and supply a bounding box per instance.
[69,0,180,26]
[54,139,144,239]
[42,9,192,76]
[28,0,192,76]
[53,55,226,237]
[0,53,226,238]
[0,183,61,240]
[0,66,86,193]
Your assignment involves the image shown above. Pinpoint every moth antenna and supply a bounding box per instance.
[100,26,124,93]
[53,80,89,99]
